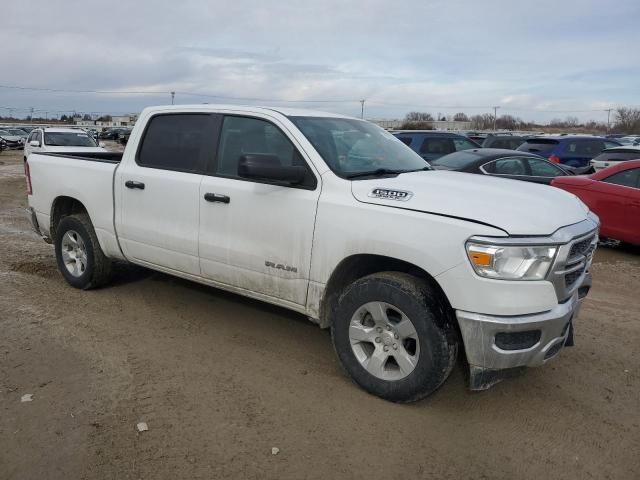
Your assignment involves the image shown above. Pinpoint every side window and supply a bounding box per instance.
[216,116,315,188]
[395,136,413,147]
[27,132,36,142]
[527,158,565,177]
[602,169,640,189]
[453,138,477,151]
[419,138,455,155]
[137,114,218,172]
[35,131,42,144]
[485,158,527,175]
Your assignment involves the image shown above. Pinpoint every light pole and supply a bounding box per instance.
[360,99,365,119]
[492,106,500,131]
[171,91,175,105]
[606,108,612,132]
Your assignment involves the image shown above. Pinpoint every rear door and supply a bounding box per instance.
[523,157,568,184]
[198,114,320,306]
[115,113,219,275]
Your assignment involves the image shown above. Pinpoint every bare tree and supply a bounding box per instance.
[453,112,469,122]
[614,108,640,134]
[470,114,494,130]
[405,111,434,122]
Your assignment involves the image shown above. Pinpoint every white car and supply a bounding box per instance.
[616,136,640,146]
[590,146,640,172]
[25,105,598,401]
[24,127,107,159]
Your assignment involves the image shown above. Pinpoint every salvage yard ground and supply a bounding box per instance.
[1,147,639,479]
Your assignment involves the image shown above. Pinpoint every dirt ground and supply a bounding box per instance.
[1,147,639,480]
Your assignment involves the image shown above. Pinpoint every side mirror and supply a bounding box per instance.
[98,142,106,148]
[29,140,40,147]
[238,154,306,184]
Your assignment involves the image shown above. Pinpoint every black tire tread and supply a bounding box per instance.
[332,271,458,403]
[55,213,112,289]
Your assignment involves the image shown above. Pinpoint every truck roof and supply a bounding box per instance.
[141,104,355,119]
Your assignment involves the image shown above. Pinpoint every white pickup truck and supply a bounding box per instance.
[26,105,598,402]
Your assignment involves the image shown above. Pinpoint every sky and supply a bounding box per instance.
[1,0,639,123]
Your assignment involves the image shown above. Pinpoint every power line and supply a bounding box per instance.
[0,84,357,104]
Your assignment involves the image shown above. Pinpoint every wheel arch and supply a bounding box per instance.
[318,253,454,330]
[50,196,89,239]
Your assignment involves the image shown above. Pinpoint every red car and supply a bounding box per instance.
[551,160,640,245]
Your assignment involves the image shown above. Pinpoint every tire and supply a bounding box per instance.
[331,272,458,402]
[54,213,112,289]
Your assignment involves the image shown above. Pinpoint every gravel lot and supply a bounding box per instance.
[1,147,639,479]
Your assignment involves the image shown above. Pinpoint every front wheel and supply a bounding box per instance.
[54,213,112,289]
[332,272,457,402]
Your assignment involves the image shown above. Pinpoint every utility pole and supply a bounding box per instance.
[30,107,34,124]
[360,99,365,119]
[171,91,175,105]
[492,106,500,131]
[606,108,612,132]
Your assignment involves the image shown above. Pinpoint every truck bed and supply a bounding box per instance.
[43,151,123,163]
[27,151,122,259]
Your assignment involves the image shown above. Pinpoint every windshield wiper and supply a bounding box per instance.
[345,166,430,179]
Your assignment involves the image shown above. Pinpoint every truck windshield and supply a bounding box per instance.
[44,132,98,147]
[290,116,429,178]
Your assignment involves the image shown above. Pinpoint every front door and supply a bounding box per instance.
[198,114,320,306]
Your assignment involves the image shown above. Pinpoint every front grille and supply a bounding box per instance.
[495,330,542,351]
[569,235,595,259]
[564,265,586,288]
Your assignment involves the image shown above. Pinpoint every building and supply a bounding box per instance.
[74,114,138,128]
[369,119,473,131]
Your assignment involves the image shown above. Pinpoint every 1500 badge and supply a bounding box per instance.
[368,188,413,201]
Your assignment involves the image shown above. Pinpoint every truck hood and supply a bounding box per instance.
[350,170,589,236]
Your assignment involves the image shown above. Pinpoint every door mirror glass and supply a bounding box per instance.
[29,140,40,147]
[238,154,306,184]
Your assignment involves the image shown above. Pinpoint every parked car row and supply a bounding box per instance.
[389,130,638,246]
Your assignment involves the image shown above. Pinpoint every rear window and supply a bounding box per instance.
[430,150,480,169]
[517,139,559,154]
[483,137,525,149]
[44,132,97,147]
[137,114,219,172]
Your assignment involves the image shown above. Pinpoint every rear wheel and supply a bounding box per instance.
[331,272,458,402]
[54,214,112,289]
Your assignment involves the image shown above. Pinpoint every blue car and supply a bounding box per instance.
[392,130,480,161]
[516,136,622,168]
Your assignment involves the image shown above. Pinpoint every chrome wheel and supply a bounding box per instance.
[60,230,88,278]
[349,301,420,380]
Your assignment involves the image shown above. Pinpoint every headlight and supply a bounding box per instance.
[466,242,557,280]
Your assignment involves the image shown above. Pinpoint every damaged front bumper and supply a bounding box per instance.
[457,273,592,390]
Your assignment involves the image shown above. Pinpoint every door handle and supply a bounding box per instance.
[204,193,230,204]
[125,180,145,190]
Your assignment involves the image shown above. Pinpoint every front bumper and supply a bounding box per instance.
[457,272,591,388]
